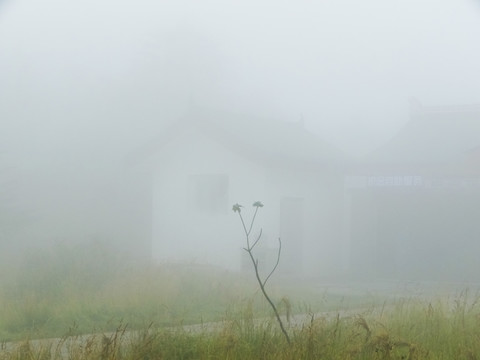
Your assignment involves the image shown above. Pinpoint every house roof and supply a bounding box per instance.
[367,99,480,166]
[129,107,348,170]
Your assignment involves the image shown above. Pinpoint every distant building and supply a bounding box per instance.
[129,107,348,278]
[344,99,480,281]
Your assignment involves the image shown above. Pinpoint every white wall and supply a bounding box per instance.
[148,127,345,276]
[150,127,268,269]
[264,168,345,277]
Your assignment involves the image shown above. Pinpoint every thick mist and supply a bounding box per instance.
[1,0,480,285]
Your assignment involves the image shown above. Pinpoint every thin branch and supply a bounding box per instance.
[247,206,259,236]
[263,237,282,287]
[238,212,248,236]
[248,247,290,344]
[238,212,250,248]
[234,204,291,344]
[250,228,263,250]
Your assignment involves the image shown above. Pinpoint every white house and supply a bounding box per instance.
[344,100,480,280]
[130,107,348,278]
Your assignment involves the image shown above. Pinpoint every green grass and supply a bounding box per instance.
[3,242,479,358]
[2,293,480,359]
[0,241,371,342]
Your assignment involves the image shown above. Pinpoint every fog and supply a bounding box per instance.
[1,0,480,283]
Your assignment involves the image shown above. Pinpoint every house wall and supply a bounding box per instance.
[259,168,344,278]
[146,127,345,276]
[149,127,270,269]
[347,185,480,281]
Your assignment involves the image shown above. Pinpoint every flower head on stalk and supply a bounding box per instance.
[232,203,243,213]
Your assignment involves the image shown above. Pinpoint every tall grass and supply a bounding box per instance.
[0,241,251,340]
[2,292,480,359]
[0,241,368,342]
[5,241,478,358]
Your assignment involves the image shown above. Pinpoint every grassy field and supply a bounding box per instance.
[0,241,371,341]
[1,242,479,359]
[2,292,480,359]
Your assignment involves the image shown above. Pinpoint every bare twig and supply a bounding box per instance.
[250,229,263,250]
[263,238,282,287]
[233,202,291,344]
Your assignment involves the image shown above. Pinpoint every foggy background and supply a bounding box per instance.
[1,0,480,270]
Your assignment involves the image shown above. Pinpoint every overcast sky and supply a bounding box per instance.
[1,0,480,163]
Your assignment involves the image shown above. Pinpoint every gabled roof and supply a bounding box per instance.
[368,99,480,166]
[129,107,348,170]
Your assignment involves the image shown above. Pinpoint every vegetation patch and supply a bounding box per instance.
[0,241,369,342]
[4,242,478,358]
[2,293,480,359]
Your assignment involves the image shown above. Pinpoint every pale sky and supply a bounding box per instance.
[1,0,480,160]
